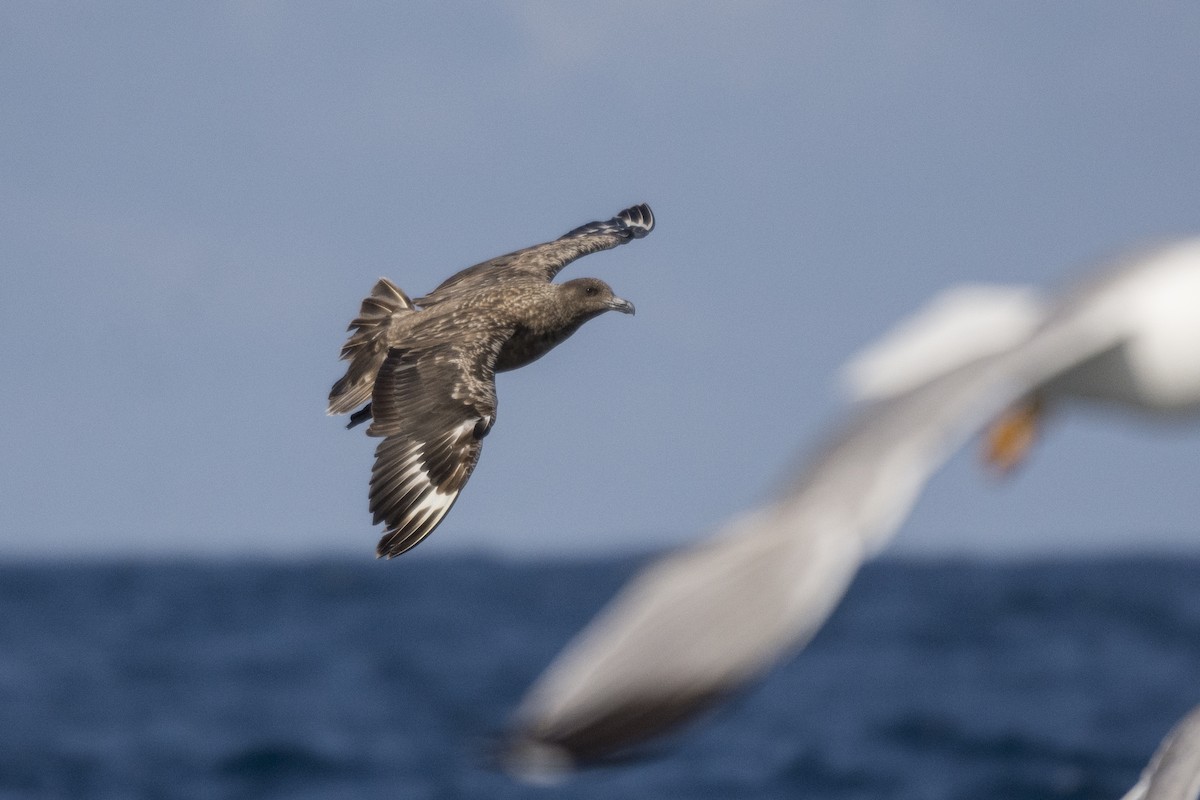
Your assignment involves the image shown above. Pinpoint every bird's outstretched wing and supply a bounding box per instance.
[501,243,1167,776]
[367,338,500,558]
[416,204,654,306]
[1121,703,1200,800]
[557,203,655,248]
[328,277,416,417]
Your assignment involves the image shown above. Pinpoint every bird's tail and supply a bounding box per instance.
[560,203,655,242]
[328,278,415,416]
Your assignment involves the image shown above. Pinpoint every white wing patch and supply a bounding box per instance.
[389,449,456,515]
[370,437,468,557]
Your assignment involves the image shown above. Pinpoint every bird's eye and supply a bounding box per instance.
[585,286,598,296]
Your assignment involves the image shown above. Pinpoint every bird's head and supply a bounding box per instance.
[559,277,636,318]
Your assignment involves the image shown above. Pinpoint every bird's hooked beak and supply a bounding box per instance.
[608,296,636,316]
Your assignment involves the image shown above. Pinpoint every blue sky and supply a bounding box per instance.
[4,2,1200,559]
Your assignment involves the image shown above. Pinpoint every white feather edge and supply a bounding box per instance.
[375,429,469,541]
[840,284,1048,402]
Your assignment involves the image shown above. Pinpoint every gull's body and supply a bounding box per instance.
[503,238,1200,776]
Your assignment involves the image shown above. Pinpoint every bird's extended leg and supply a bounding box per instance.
[347,403,373,430]
[982,394,1044,474]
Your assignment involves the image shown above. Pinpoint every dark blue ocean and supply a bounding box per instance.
[1,554,1198,799]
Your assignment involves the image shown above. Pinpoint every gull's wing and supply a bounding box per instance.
[502,255,1147,775]
[366,337,500,558]
[415,204,654,306]
[840,283,1047,402]
[328,278,416,417]
[1122,704,1200,800]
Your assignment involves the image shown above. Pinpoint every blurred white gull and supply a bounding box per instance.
[502,238,1200,779]
[1123,703,1200,800]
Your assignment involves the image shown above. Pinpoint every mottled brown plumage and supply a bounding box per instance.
[329,204,654,558]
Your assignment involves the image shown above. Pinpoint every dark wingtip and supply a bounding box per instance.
[497,727,680,785]
[375,533,402,559]
[500,685,734,775]
[375,526,426,559]
[617,203,654,238]
[560,203,655,242]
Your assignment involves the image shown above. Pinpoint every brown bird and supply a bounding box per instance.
[329,204,654,558]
